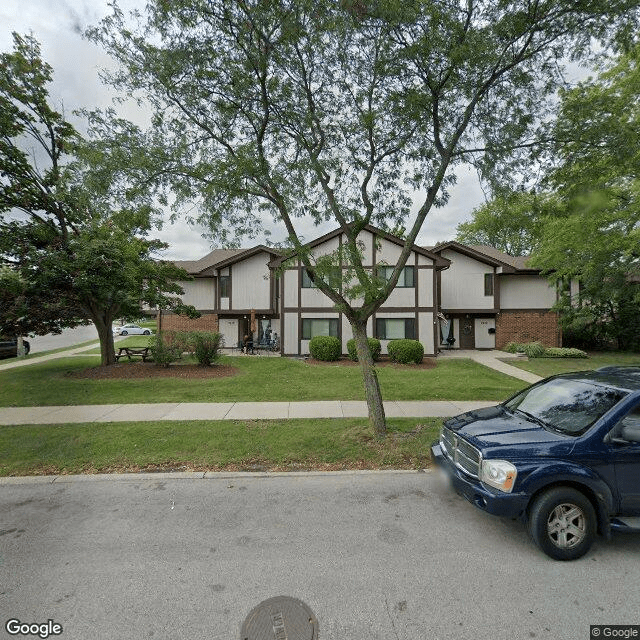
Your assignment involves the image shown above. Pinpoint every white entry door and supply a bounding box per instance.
[219,319,238,349]
[474,318,496,349]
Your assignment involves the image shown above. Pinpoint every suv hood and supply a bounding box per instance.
[443,405,572,456]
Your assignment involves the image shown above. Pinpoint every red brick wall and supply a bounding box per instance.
[496,311,561,348]
[160,313,219,333]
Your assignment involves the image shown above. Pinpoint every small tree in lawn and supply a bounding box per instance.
[89,0,638,434]
[0,33,197,365]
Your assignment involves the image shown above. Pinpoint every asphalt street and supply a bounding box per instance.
[1,471,639,640]
[26,325,100,355]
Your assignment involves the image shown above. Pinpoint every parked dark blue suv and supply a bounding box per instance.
[431,366,640,560]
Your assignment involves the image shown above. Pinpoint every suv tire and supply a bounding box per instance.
[528,487,596,561]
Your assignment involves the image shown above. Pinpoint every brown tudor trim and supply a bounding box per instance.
[297,258,302,355]
[162,309,277,316]
[268,223,450,270]
[284,306,437,313]
[440,308,500,315]
[433,265,439,355]
[280,271,285,356]
[498,308,557,313]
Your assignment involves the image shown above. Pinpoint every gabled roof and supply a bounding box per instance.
[269,224,451,269]
[199,245,280,275]
[467,245,535,272]
[173,249,244,275]
[428,241,538,273]
[173,246,279,276]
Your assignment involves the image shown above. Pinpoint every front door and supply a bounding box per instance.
[609,403,640,514]
[474,318,496,349]
[459,317,475,349]
[219,319,238,350]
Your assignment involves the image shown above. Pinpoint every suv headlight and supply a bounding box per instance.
[480,460,517,493]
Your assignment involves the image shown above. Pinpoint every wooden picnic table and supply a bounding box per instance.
[115,346,151,362]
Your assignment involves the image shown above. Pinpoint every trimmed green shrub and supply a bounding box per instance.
[522,341,545,358]
[504,342,525,354]
[149,331,184,367]
[346,337,382,362]
[542,347,588,358]
[190,331,224,366]
[309,335,341,361]
[387,339,424,364]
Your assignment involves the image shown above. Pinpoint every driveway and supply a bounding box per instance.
[1,471,638,639]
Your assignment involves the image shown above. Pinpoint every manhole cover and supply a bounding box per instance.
[240,596,319,640]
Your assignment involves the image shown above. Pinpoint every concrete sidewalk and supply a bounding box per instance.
[0,399,499,425]
[439,349,542,384]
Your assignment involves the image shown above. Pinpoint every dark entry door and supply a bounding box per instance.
[459,317,475,349]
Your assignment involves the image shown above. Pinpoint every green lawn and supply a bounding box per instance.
[0,417,442,476]
[0,355,525,407]
[506,351,640,378]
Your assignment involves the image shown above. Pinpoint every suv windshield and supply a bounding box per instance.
[504,378,626,435]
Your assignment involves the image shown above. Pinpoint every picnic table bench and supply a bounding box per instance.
[115,346,151,362]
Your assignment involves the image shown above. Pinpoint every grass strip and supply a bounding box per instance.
[0,418,443,476]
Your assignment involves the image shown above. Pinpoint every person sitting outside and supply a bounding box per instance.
[243,334,254,355]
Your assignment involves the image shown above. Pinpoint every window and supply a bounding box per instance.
[611,404,640,442]
[219,275,230,298]
[301,269,316,288]
[378,266,415,288]
[376,318,415,340]
[301,267,341,288]
[504,379,626,436]
[302,318,339,340]
[484,273,494,296]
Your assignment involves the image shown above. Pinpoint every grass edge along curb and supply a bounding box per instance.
[0,417,443,477]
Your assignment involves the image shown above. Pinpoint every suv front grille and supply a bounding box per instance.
[440,426,481,478]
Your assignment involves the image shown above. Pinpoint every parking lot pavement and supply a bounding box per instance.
[2,471,639,640]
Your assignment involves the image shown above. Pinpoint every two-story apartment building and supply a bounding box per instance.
[270,226,449,357]
[160,226,562,355]
[163,245,281,351]
[431,242,562,350]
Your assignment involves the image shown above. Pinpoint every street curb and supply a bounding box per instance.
[0,468,429,485]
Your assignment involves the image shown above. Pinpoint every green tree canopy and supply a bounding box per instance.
[0,33,197,364]
[456,44,640,348]
[88,0,638,432]
[531,44,640,349]
[455,191,557,256]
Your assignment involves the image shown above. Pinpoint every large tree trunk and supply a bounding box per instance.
[91,309,116,366]
[351,320,387,438]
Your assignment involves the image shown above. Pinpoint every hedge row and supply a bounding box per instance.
[504,341,587,359]
[309,336,424,364]
[149,330,224,366]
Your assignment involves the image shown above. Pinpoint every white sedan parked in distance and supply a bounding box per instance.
[113,324,153,336]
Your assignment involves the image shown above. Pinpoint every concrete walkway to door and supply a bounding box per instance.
[438,349,543,384]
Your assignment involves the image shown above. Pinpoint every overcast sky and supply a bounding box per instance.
[1,0,489,260]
